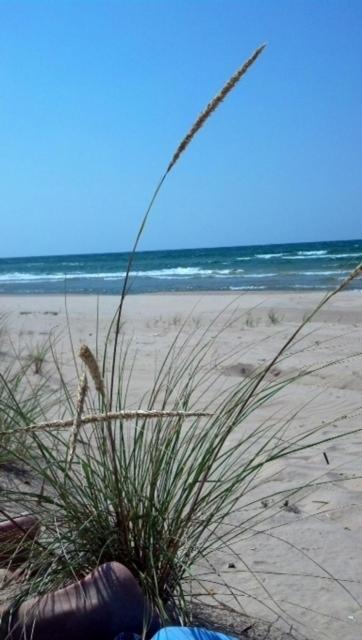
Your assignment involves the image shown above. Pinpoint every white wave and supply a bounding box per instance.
[131,267,245,278]
[297,250,327,256]
[0,272,67,282]
[298,270,349,276]
[245,250,332,260]
[139,272,196,280]
[255,250,362,261]
[246,273,277,278]
[285,252,362,260]
[329,253,362,258]
[0,271,125,282]
[229,285,266,290]
[0,266,248,283]
[255,253,284,259]
[292,284,330,289]
[141,267,205,276]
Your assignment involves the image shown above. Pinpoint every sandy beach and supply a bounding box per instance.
[1,290,361,640]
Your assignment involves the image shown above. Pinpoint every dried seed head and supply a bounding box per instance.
[343,263,362,286]
[66,372,88,470]
[167,44,266,173]
[79,344,105,397]
[75,372,88,416]
[329,262,362,299]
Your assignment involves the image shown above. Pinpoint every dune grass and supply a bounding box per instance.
[0,337,54,471]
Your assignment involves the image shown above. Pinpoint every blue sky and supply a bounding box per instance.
[1,0,361,257]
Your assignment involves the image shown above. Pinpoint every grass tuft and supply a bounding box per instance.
[267,309,283,325]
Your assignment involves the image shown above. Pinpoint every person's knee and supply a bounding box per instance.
[3,561,160,640]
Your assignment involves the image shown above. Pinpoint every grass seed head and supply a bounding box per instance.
[167,44,266,173]
[79,344,105,397]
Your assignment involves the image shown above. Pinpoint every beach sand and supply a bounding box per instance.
[1,291,361,640]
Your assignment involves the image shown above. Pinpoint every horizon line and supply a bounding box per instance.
[1,237,361,262]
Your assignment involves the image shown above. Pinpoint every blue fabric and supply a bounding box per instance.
[151,627,238,640]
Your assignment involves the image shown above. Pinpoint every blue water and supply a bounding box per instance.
[0,240,361,295]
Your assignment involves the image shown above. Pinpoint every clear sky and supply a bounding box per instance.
[1,0,361,257]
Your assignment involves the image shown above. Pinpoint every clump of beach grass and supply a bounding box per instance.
[25,342,49,376]
[267,309,283,325]
[0,343,54,470]
[245,311,257,328]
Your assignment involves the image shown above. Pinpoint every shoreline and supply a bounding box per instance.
[1,288,361,297]
[1,289,361,315]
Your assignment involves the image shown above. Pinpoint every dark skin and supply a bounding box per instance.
[0,518,159,640]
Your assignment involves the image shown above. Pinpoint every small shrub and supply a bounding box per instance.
[245,312,257,327]
[171,314,182,327]
[25,342,49,375]
[267,309,283,325]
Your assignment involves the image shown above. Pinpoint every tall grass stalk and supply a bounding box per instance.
[107,44,266,409]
